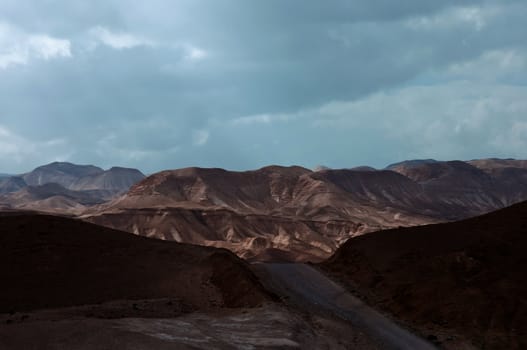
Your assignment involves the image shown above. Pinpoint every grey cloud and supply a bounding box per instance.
[0,1,525,173]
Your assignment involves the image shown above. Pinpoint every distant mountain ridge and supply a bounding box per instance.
[468,158,527,170]
[0,162,145,213]
[0,176,26,195]
[21,162,145,192]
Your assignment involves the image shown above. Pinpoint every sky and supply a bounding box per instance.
[0,0,526,174]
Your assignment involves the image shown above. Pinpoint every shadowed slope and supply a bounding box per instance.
[322,201,527,349]
[0,213,270,313]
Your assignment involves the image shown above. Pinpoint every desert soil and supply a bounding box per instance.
[0,302,381,350]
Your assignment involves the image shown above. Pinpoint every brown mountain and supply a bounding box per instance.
[468,159,527,205]
[0,212,269,314]
[321,200,527,349]
[468,158,527,170]
[70,166,146,192]
[389,159,527,216]
[84,166,436,261]
[0,183,115,214]
[84,158,527,262]
[0,162,145,213]
[22,162,145,193]
[0,176,27,195]
[22,162,104,188]
[387,160,504,219]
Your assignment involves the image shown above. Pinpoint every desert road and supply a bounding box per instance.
[255,263,436,350]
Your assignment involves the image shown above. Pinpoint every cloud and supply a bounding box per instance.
[192,129,210,146]
[280,81,527,163]
[405,6,498,31]
[0,22,71,69]
[86,26,206,65]
[447,49,527,82]
[87,119,183,170]
[0,126,26,158]
[184,46,207,61]
[0,1,526,172]
[492,121,527,154]
[28,35,71,59]
[230,114,272,126]
[89,26,153,49]
[229,113,296,126]
[0,125,71,168]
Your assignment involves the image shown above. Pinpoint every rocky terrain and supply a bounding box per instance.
[0,302,381,350]
[0,176,26,195]
[387,159,527,218]
[84,158,527,261]
[0,162,145,213]
[322,200,527,349]
[2,158,526,349]
[0,212,382,349]
[0,183,117,213]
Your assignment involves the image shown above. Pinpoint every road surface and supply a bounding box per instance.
[254,263,436,350]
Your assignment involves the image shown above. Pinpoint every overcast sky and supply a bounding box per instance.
[0,0,526,173]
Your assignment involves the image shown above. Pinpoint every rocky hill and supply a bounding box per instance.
[0,162,145,213]
[21,162,145,193]
[322,200,527,349]
[0,213,270,313]
[0,176,27,195]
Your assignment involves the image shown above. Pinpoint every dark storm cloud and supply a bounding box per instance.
[0,0,525,172]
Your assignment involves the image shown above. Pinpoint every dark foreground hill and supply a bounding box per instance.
[322,201,527,349]
[0,213,270,314]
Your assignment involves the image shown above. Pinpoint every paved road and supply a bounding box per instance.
[254,263,437,350]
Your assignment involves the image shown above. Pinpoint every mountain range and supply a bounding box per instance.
[0,162,145,213]
[2,158,526,261]
[83,158,527,261]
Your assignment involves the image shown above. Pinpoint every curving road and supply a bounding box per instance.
[254,263,436,350]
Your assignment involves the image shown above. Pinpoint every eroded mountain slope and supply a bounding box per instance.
[84,166,439,261]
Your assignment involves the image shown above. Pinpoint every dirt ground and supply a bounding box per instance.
[0,302,380,350]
